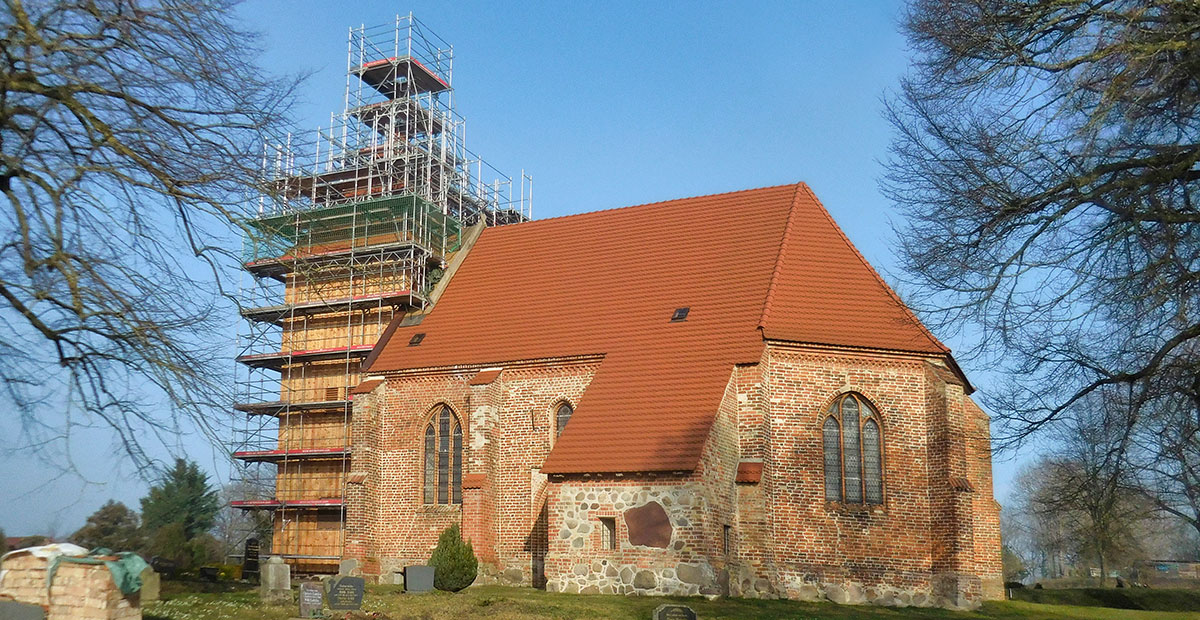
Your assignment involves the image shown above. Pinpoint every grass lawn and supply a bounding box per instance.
[143,583,1200,620]
[1010,588,1200,612]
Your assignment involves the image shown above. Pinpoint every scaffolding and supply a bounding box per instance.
[232,14,529,574]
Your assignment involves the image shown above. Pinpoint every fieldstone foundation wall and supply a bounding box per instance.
[0,552,141,620]
[545,483,721,596]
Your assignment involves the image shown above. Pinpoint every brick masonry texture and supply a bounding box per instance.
[347,341,1002,609]
[0,553,141,619]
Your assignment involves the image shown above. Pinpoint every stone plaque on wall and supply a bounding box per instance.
[624,501,672,548]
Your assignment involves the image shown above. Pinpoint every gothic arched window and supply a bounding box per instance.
[822,393,884,505]
[555,402,573,437]
[423,405,463,505]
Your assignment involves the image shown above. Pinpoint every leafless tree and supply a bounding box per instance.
[884,1,1200,450]
[0,0,298,474]
[1129,361,1200,540]
[211,481,271,562]
[1011,390,1158,583]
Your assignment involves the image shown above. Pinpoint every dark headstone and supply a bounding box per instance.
[0,600,44,620]
[405,565,435,592]
[299,581,324,618]
[243,538,260,577]
[327,575,365,610]
[653,604,698,620]
[624,501,672,548]
[150,556,178,579]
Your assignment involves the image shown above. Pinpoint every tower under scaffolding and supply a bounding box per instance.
[231,14,530,574]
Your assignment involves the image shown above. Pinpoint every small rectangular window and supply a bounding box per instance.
[723,525,732,555]
[599,517,616,550]
[670,307,690,322]
[408,332,425,346]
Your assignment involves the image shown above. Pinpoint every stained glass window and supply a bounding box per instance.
[823,416,842,501]
[823,394,883,506]
[424,406,463,505]
[863,418,883,504]
[556,402,573,437]
[452,423,463,505]
[423,425,436,504]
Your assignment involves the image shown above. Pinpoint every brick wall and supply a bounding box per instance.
[346,358,600,580]
[348,342,1002,608]
[0,552,141,619]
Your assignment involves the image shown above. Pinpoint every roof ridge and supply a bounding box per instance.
[795,184,949,353]
[757,183,807,330]
[485,182,804,232]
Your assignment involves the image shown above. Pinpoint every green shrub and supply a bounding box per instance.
[428,524,477,592]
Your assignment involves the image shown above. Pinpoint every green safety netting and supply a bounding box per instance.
[242,194,462,264]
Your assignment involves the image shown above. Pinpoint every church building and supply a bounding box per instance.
[344,183,1003,608]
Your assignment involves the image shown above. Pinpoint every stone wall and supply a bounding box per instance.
[0,552,141,619]
[544,481,718,596]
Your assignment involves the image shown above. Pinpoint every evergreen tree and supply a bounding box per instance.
[0,528,7,554]
[428,524,478,592]
[140,459,220,540]
[71,500,143,552]
[139,459,221,571]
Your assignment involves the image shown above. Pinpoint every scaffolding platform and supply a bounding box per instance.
[352,56,450,96]
[351,99,445,137]
[234,398,350,416]
[230,498,345,511]
[241,290,424,324]
[237,344,375,370]
[233,447,351,463]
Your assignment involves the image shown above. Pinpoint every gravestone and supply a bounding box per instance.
[299,581,324,618]
[652,604,698,620]
[405,565,434,592]
[327,575,365,610]
[390,571,405,587]
[139,566,161,602]
[260,555,291,604]
[243,537,260,578]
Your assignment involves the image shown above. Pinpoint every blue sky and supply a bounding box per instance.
[0,0,1029,537]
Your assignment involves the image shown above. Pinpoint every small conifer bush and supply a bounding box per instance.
[429,524,478,592]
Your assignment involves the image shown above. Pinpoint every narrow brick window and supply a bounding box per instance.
[423,425,436,504]
[723,525,732,555]
[863,419,883,504]
[599,517,616,550]
[555,402,573,437]
[822,417,841,501]
[424,405,463,505]
[823,393,884,506]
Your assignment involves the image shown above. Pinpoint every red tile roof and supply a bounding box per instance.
[467,369,502,386]
[350,379,383,394]
[367,184,952,474]
[736,461,763,484]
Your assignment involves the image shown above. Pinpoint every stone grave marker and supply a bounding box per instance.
[652,603,698,620]
[405,565,434,592]
[140,566,161,602]
[260,555,291,604]
[328,575,365,610]
[242,537,260,578]
[299,581,324,618]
